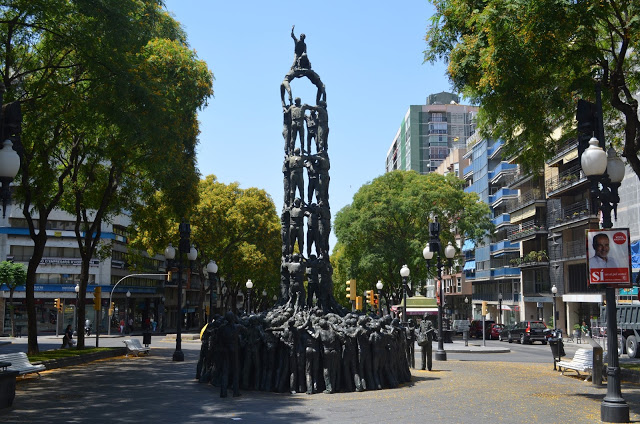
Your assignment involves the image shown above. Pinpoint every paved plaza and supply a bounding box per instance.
[0,339,639,423]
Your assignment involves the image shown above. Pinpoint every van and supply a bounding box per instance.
[452,319,470,335]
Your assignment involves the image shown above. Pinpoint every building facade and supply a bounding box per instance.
[385,92,478,174]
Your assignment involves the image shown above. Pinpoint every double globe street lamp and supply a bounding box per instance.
[399,265,410,324]
[422,217,456,362]
[204,260,218,322]
[165,220,198,362]
[580,128,627,422]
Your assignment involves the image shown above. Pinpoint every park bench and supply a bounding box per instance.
[123,339,150,357]
[557,348,593,381]
[0,352,45,378]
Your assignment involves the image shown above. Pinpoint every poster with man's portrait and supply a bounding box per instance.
[586,228,632,287]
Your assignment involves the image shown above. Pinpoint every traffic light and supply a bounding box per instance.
[365,290,374,305]
[345,279,356,301]
[54,298,62,312]
[167,271,173,282]
[373,293,379,309]
[355,296,363,311]
[109,301,115,316]
[482,301,488,316]
[93,287,101,310]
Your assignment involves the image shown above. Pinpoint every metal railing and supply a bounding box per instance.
[507,219,547,241]
[506,189,545,213]
[545,164,586,194]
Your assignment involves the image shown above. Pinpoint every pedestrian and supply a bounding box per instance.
[61,324,74,348]
[581,321,590,339]
[129,317,134,333]
[151,318,157,332]
[120,319,125,334]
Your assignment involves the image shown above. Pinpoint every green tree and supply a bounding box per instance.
[130,175,281,317]
[333,171,492,306]
[1,0,212,353]
[0,261,27,337]
[425,0,639,173]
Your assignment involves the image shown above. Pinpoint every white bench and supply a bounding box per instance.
[123,339,150,357]
[557,348,593,381]
[0,352,45,377]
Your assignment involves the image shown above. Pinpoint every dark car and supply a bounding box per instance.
[509,321,551,344]
[489,323,504,340]
[499,324,515,342]
[469,320,495,339]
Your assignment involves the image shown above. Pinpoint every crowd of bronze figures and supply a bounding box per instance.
[196,308,435,397]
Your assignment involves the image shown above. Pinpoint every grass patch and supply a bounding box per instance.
[28,347,115,363]
[621,363,640,372]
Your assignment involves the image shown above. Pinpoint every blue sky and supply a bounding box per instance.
[164,0,452,250]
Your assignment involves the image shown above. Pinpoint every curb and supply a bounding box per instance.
[34,347,128,371]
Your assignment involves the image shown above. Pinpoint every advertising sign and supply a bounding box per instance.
[586,228,632,287]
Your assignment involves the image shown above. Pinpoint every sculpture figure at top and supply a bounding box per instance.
[291,25,310,70]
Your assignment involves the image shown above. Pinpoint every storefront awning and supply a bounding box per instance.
[463,260,476,271]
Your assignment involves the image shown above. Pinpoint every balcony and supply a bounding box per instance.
[547,138,578,167]
[548,199,594,230]
[487,141,504,159]
[550,238,587,261]
[523,279,552,296]
[463,163,473,178]
[509,250,549,268]
[507,220,547,242]
[492,213,511,228]
[489,188,519,207]
[546,164,587,197]
[490,240,520,255]
[473,292,521,302]
[489,162,517,184]
[506,189,546,214]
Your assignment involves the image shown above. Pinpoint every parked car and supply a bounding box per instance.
[499,324,515,342]
[489,323,504,340]
[452,319,471,335]
[509,321,551,344]
[469,320,495,339]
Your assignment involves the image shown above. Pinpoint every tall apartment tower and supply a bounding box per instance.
[385,92,478,174]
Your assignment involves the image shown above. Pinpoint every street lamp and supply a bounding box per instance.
[125,290,131,334]
[165,219,197,362]
[262,289,267,311]
[498,292,503,325]
[74,283,80,334]
[551,285,558,330]
[205,260,218,322]
[399,265,410,324]
[0,83,22,218]
[578,84,628,423]
[423,218,456,362]
[465,296,469,320]
[245,279,254,314]
[376,280,384,317]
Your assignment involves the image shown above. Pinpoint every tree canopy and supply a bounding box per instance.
[130,175,281,314]
[425,0,639,174]
[1,0,213,352]
[333,171,492,305]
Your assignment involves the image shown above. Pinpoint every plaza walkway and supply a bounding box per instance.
[1,345,639,423]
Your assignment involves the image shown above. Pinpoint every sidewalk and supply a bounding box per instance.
[2,347,639,423]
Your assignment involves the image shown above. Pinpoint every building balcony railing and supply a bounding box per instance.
[546,164,587,196]
[507,220,547,241]
[489,188,519,207]
[549,238,587,261]
[509,249,549,268]
[463,163,473,178]
[472,293,521,302]
[506,189,546,214]
[487,140,504,159]
[548,199,594,229]
[492,213,511,227]
[547,138,578,166]
[489,162,517,184]
[490,240,520,253]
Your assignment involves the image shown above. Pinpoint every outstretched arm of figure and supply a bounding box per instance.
[291,25,296,41]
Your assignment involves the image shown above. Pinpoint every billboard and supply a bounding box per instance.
[586,228,632,287]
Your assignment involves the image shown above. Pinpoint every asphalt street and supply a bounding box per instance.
[0,335,638,423]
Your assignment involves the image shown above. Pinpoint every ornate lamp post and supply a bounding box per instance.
[0,83,22,218]
[399,265,410,324]
[551,285,557,330]
[465,296,469,319]
[74,283,80,334]
[245,279,253,314]
[125,290,131,334]
[423,218,456,362]
[578,85,628,423]
[376,280,384,317]
[205,260,218,322]
[165,220,198,362]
